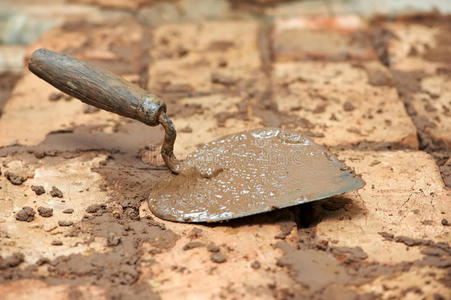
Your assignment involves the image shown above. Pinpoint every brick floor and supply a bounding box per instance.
[148,20,264,95]
[273,61,418,147]
[385,22,447,73]
[0,155,109,261]
[272,15,376,62]
[0,72,121,147]
[320,150,449,264]
[385,20,451,149]
[0,3,450,299]
[137,149,450,299]
[410,75,451,148]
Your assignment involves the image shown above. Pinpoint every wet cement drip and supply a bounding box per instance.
[149,128,364,222]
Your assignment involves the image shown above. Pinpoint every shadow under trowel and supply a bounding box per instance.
[199,194,366,230]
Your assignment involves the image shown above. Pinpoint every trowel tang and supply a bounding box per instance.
[28,48,180,173]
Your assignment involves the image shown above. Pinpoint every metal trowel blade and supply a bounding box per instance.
[148,128,365,223]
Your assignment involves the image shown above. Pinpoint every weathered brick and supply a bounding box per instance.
[137,150,450,299]
[0,72,120,147]
[385,21,451,148]
[410,75,451,148]
[272,16,376,62]
[0,155,109,262]
[148,20,264,94]
[2,8,450,300]
[317,150,449,264]
[385,22,449,73]
[7,1,129,28]
[0,21,151,147]
[139,203,298,300]
[28,21,147,77]
[273,61,418,148]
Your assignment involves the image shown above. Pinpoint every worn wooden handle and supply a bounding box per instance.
[28,48,180,173]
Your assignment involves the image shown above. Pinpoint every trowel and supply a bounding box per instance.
[29,48,365,223]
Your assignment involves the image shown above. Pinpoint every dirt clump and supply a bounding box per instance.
[4,171,27,185]
[378,231,394,241]
[37,206,53,217]
[50,186,64,198]
[86,203,106,214]
[207,243,220,253]
[251,260,261,269]
[343,101,356,112]
[58,220,73,227]
[15,207,36,222]
[63,208,74,214]
[211,72,237,86]
[188,227,203,239]
[210,252,227,264]
[274,212,296,240]
[183,241,204,251]
[31,185,46,195]
[107,232,121,247]
[331,246,368,262]
[394,235,424,247]
[48,92,64,101]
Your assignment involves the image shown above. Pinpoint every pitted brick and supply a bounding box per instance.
[385,22,449,73]
[273,61,418,148]
[317,150,450,264]
[411,75,451,148]
[148,20,264,94]
[27,21,147,77]
[385,20,451,148]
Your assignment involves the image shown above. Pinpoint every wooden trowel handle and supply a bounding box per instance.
[28,48,180,173]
